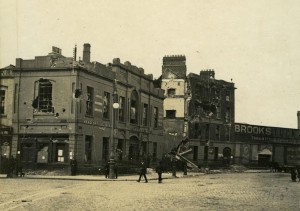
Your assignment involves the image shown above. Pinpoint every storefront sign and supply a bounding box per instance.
[235,123,300,139]
[235,124,271,136]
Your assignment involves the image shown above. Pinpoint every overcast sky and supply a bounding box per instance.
[1,0,300,129]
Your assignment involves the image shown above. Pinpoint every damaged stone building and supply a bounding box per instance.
[187,70,236,165]
[160,55,236,166]
[1,44,165,171]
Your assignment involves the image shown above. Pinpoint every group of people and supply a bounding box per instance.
[104,162,118,179]
[290,167,300,182]
[136,160,164,183]
[6,156,24,178]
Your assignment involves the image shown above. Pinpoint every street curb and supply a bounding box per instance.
[0,171,272,181]
[0,173,205,182]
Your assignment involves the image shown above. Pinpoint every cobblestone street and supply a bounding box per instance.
[0,172,299,210]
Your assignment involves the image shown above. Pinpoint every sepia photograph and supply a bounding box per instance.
[0,0,300,210]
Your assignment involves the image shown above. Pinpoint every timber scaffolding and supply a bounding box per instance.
[168,138,201,171]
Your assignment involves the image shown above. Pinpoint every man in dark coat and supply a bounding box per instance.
[296,166,300,182]
[7,156,16,178]
[290,167,297,182]
[70,158,77,176]
[104,162,109,179]
[137,161,148,183]
[114,162,118,179]
[156,161,163,183]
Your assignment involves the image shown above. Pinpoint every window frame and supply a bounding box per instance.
[0,89,6,115]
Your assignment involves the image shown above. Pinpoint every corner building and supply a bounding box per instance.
[6,44,164,171]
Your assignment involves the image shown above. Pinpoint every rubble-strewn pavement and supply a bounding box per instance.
[0,169,299,211]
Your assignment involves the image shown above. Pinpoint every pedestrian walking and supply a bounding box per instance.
[104,162,109,179]
[156,161,163,183]
[290,167,297,182]
[7,156,16,178]
[171,158,177,177]
[114,162,118,179]
[183,162,188,175]
[137,161,148,183]
[296,166,300,182]
[70,158,77,176]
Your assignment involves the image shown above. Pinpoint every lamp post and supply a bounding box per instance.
[108,79,119,179]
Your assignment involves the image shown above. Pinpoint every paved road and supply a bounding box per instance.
[0,172,299,210]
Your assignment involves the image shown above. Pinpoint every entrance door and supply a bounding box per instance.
[21,143,36,168]
[258,154,271,167]
[223,147,231,164]
[128,136,140,161]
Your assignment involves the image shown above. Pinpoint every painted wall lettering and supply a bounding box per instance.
[235,124,271,136]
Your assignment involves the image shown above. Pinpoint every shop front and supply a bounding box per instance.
[20,135,69,169]
[0,125,13,173]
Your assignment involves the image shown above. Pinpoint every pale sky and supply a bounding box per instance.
[1,0,300,129]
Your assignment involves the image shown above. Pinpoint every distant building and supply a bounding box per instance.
[234,123,300,166]
[1,44,165,171]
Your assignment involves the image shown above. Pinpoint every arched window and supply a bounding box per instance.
[130,91,139,124]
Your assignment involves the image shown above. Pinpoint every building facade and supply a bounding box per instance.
[2,44,165,171]
[0,65,15,172]
[160,56,236,166]
[186,70,236,166]
[234,123,300,166]
[160,55,189,148]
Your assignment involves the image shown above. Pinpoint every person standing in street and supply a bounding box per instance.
[104,162,109,179]
[290,167,297,182]
[171,158,177,177]
[70,158,77,176]
[137,161,148,183]
[156,161,163,183]
[183,162,188,176]
[296,166,300,182]
[7,156,16,178]
[114,162,118,179]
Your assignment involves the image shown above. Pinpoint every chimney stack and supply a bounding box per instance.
[83,43,91,63]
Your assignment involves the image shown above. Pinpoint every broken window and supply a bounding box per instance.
[226,90,230,101]
[142,103,148,126]
[32,79,53,113]
[153,107,158,128]
[167,88,176,97]
[225,108,230,123]
[103,92,110,119]
[85,136,92,163]
[130,91,139,124]
[0,89,6,114]
[215,126,220,140]
[130,100,137,124]
[166,110,176,119]
[119,96,125,122]
[86,86,94,116]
